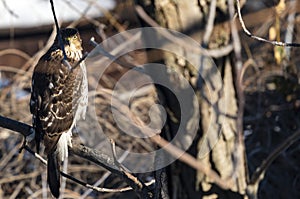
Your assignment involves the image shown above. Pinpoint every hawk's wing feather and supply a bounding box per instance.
[30,52,83,154]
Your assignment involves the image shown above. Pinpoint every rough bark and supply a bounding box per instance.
[135,0,248,198]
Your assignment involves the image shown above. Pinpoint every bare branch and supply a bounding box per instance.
[236,0,300,47]
[202,0,217,46]
[0,115,152,198]
[249,129,300,185]
[71,52,89,70]
[1,0,18,18]
[0,115,32,137]
[69,143,152,198]
[98,89,234,190]
[89,37,145,73]
[50,0,68,60]
[228,0,247,184]
[134,5,233,58]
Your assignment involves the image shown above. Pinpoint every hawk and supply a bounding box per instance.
[30,28,88,198]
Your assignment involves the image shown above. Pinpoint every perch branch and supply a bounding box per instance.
[0,115,152,197]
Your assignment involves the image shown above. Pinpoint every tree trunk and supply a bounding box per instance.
[135,0,248,198]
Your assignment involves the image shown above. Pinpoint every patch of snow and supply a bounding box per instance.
[0,0,115,29]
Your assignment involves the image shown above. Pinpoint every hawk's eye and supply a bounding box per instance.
[73,35,77,39]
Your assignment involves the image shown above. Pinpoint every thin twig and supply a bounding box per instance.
[84,0,131,38]
[23,145,47,165]
[202,0,217,46]
[135,5,233,58]
[236,0,300,47]
[0,66,26,75]
[0,145,19,170]
[1,0,18,18]
[0,170,41,184]
[249,129,300,185]
[9,181,25,199]
[50,0,68,60]
[109,139,148,193]
[14,27,57,89]
[110,139,125,171]
[0,49,30,60]
[62,0,93,28]
[89,37,145,74]
[71,52,89,70]
[79,150,131,198]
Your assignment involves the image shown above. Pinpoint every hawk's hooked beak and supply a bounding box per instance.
[65,37,71,46]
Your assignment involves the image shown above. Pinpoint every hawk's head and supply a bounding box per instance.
[55,28,82,51]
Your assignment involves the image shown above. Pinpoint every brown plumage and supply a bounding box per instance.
[30,28,88,198]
